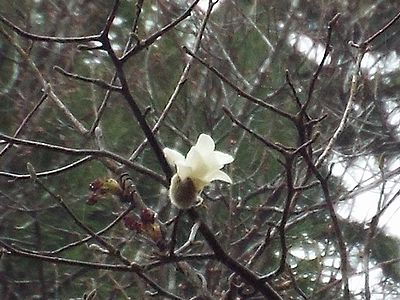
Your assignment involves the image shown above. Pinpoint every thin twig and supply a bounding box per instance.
[304,13,340,110]
[88,0,144,136]
[100,0,120,37]
[33,177,132,265]
[0,132,166,185]
[99,21,173,181]
[223,106,287,154]
[47,204,135,255]
[54,66,122,91]
[129,0,214,161]
[0,241,184,300]
[0,156,92,180]
[275,157,295,276]
[184,47,295,121]
[186,209,283,300]
[362,10,400,46]
[0,93,48,157]
[302,152,350,299]
[144,253,215,271]
[120,0,201,63]
[0,26,88,134]
[0,15,99,43]
[0,240,139,271]
[316,50,365,167]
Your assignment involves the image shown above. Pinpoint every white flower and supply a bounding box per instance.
[164,134,234,209]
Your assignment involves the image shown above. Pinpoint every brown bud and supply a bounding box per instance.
[169,174,198,209]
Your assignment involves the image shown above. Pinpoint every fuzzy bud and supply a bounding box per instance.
[169,174,198,209]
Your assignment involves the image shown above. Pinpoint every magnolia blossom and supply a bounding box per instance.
[163,134,234,209]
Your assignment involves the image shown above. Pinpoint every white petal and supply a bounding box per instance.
[204,169,232,184]
[214,151,234,165]
[194,134,215,153]
[163,148,185,166]
[176,162,193,180]
[186,148,210,178]
[186,147,202,167]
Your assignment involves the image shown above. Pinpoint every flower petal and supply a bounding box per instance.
[186,148,210,178]
[194,134,215,154]
[176,162,193,181]
[166,134,234,191]
[204,169,233,184]
[163,148,185,166]
[214,151,234,166]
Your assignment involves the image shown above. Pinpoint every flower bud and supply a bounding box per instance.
[169,174,198,209]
